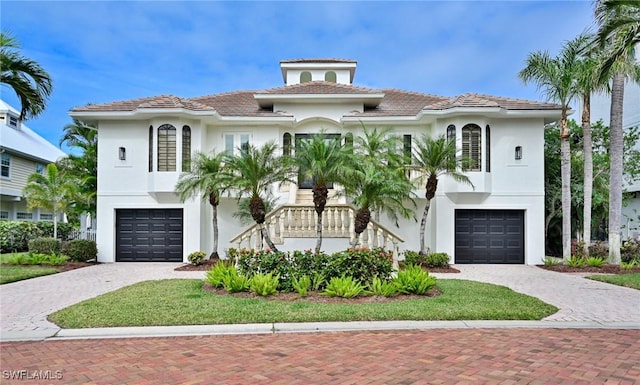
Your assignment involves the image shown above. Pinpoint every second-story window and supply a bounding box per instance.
[182,126,191,172]
[462,124,482,171]
[157,124,176,172]
[1,154,10,178]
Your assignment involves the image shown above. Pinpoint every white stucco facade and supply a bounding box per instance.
[72,59,561,264]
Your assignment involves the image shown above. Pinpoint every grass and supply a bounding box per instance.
[0,252,59,284]
[587,273,640,290]
[49,279,558,328]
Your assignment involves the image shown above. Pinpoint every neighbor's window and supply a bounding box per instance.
[1,154,10,178]
[16,212,33,220]
[0,211,8,220]
[36,163,44,175]
[182,125,191,172]
[39,213,54,221]
[462,123,482,171]
[157,124,176,172]
[403,134,412,165]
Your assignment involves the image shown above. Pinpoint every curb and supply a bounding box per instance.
[2,320,639,342]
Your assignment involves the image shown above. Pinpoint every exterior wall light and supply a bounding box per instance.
[119,147,126,161]
[515,146,522,160]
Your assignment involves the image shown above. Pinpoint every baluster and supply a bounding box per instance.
[372,224,379,248]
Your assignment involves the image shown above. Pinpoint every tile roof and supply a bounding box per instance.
[71,85,562,118]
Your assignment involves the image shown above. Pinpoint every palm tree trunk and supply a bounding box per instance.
[312,185,328,254]
[560,113,572,261]
[53,210,58,240]
[315,213,323,254]
[419,198,432,255]
[260,224,278,252]
[211,204,219,259]
[608,72,624,264]
[582,93,593,256]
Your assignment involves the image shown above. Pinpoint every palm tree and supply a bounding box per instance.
[412,135,472,255]
[0,31,53,120]
[294,131,350,253]
[58,119,98,217]
[594,0,640,263]
[519,37,585,261]
[223,141,294,252]
[575,36,610,255]
[175,152,227,259]
[342,158,415,248]
[22,163,78,239]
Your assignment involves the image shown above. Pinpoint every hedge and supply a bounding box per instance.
[0,221,75,253]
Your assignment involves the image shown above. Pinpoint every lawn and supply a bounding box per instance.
[49,279,558,328]
[0,252,59,284]
[587,273,640,290]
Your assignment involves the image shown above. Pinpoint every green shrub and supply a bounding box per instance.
[187,251,206,265]
[621,260,637,270]
[323,247,393,285]
[249,272,279,296]
[403,250,425,266]
[543,256,561,266]
[61,239,97,262]
[0,221,75,253]
[29,237,62,255]
[205,261,236,288]
[586,256,606,267]
[7,253,68,266]
[323,275,368,298]
[236,249,295,291]
[370,277,398,297]
[425,252,450,268]
[222,271,250,293]
[394,265,437,295]
[621,240,640,263]
[292,275,311,297]
[588,241,608,258]
[567,256,586,268]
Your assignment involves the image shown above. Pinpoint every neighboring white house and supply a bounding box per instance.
[0,100,67,221]
[70,58,563,265]
[572,45,640,240]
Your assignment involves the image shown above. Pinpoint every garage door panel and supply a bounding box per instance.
[455,210,524,264]
[116,209,183,262]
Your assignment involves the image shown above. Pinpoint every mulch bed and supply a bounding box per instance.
[175,259,461,274]
[202,283,441,303]
[537,264,640,274]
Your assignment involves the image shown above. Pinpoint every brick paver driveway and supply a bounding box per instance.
[2,329,639,384]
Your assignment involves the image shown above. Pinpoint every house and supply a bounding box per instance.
[0,100,67,221]
[571,45,640,240]
[70,58,563,265]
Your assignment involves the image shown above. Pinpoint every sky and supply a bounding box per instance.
[1,0,597,154]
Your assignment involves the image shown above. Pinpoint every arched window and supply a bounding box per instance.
[300,71,312,83]
[485,124,491,172]
[148,125,153,172]
[157,124,176,172]
[283,132,292,157]
[324,71,337,83]
[182,125,191,172]
[447,124,456,143]
[403,134,412,165]
[462,124,481,171]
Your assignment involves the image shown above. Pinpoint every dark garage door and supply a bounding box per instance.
[455,209,524,264]
[116,209,183,262]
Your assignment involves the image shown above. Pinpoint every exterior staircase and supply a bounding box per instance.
[228,203,405,262]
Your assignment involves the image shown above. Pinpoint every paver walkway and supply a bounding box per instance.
[2,329,639,384]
